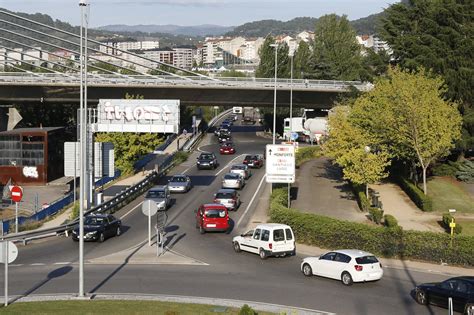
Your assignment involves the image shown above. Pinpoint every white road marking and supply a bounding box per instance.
[182,166,193,174]
[30,263,45,266]
[120,201,144,220]
[215,154,245,176]
[236,174,267,228]
[10,264,23,267]
[53,262,72,265]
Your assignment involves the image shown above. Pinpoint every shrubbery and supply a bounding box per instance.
[172,151,190,165]
[295,146,322,167]
[269,188,474,266]
[383,214,399,228]
[442,213,463,234]
[396,176,433,211]
[239,304,257,315]
[351,183,370,212]
[432,160,474,182]
[369,207,384,224]
[432,162,458,177]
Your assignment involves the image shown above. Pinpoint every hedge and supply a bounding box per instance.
[384,214,399,228]
[396,176,433,212]
[442,213,463,235]
[269,188,474,266]
[351,183,370,212]
[369,207,384,224]
[295,146,322,167]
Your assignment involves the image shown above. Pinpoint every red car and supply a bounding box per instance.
[195,203,230,234]
[219,142,236,155]
[243,154,264,168]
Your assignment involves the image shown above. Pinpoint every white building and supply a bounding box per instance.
[0,47,49,69]
[99,40,160,55]
[356,35,392,55]
[296,31,315,43]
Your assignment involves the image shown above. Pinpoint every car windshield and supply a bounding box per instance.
[170,176,186,182]
[146,190,166,198]
[200,154,213,159]
[205,209,227,218]
[216,192,234,199]
[84,216,105,226]
[355,256,379,264]
[232,165,245,170]
[224,174,239,179]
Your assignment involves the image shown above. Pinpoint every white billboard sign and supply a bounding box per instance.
[265,144,295,183]
[94,99,180,134]
[64,142,114,177]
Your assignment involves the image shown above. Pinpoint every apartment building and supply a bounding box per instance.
[357,35,392,54]
[99,40,160,55]
[0,47,49,69]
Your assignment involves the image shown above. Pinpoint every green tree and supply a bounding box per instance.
[380,0,474,155]
[312,14,363,81]
[360,49,391,81]
[218,69,247,78]
[324,107,391,197]
[255,37,290,78]
[293,41,313,79]
[350,67,463,194]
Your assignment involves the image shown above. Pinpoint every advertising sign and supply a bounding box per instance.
[94,99,180,134]
[265,144,295,183]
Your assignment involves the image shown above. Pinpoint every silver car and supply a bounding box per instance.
[168,174,192,193]
[145,185,171,211]
[222,173,244,189]
[214,189,240,211]
[230,164,251,180]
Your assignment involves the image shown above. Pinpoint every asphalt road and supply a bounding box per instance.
[0,116,459,315]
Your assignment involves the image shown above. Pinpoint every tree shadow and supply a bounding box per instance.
[8,266,73,304]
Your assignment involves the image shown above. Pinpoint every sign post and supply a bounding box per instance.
[1,241,18,306]
[142,200,158,246]
[156,211,168,256]
[10,186,23,234]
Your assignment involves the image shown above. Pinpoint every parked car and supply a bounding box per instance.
[415,277,474,315]
[218,134,232,143]
[144,185,171,210]
[230,164,251,179]
[195,203,230,234]
[222,173,245,189]
[219,142,236,155]
[232,223,295,259]
[214,188,241,211]
[72,214,121,242]
[301,249,384,286]
[196,152,219,170]
[168,174,192,193]
[243,155,264,168]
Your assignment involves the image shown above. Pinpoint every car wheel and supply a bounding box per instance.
[341,272,353,286]
[98,233,105,243]
[465,304,474,315]
[415,289,428,305]
[302,263,313,277]
[199,226,205,234]
[259,248,268,260]
[116,226,121,237]
[233,242,241,253]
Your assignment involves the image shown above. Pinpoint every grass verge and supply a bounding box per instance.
[457,219,474,236]
[0,300,272,315]
[427,176,474,214]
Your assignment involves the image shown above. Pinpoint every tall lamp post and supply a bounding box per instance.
[289,51,294,138]
[269,43,278,145]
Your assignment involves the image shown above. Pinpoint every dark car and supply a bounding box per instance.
[243,154,264,168]
[214,127,230,137]
[219,142,236,155]
[218,134,232,143]
[72,214,121,242]
[415,276,474,314]
[197,152,219,170]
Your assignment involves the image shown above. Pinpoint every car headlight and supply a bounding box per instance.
[72,230,78,235]
[86,231,97,237]
[197,161,201,164]
[209,161,214,164]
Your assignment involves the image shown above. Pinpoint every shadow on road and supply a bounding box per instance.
[8,266,73,304]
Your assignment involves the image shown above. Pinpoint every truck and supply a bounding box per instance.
[242,107,256,125]
[232,107,243,114]
[283,109,328,144]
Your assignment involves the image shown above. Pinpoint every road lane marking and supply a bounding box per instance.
[30,263,45,266]
[53,262,72,265]
[215,154,245,176]
[236,174,267,228]
[120,200,144,220]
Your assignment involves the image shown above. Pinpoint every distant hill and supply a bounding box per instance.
[97,24,234,37]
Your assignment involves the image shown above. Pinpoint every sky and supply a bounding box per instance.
[1,0,400,28]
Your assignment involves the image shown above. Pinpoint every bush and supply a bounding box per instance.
[269,187,474,265]
[442,213,463,234]
[384,214,399,228]
[352,183,370,212]
[239,304,257,315]
[455,160,474,182]
[396,176,433,211]
[172,151,190,165]
[369,207,384,224]
[70,201,79,220]
[432,163,458,177]
[295,146,322,166]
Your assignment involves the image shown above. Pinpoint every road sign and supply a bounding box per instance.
[290,132,299,141]
[0,241,18,264]
[265,144,295,183]
[141,200,158,216]
[10,186,22,203]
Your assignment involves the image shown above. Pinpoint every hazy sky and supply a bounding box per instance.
[1,0,399,27]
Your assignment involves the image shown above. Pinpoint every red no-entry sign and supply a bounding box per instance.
[11,186,23,203]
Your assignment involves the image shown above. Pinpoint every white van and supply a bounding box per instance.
[232,223,296,259]
[232,106,243,114]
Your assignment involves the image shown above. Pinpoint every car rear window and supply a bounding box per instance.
[285,228,293,240]
[216,192,234,199]
[224,174,239,179]
[205,209,226,218]
[273,229,285,242]
[171,176,186,182]
[232,165,244,170]
[355,256,379,264]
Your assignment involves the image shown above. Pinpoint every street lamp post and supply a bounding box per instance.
[270,43,278,145]
[289,52,294,137]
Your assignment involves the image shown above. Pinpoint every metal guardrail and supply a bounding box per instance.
[0,73,373,92]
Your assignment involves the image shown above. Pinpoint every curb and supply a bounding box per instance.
[9,293,334,315]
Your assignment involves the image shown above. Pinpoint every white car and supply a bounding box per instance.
[222,173,244,189]
[301,249,383,286]
[230,164,251,180]
[233,223,295,259]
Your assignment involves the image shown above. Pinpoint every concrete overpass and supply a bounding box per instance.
[0,73,372,108]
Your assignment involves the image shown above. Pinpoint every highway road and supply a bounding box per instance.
[0,116,457,314]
